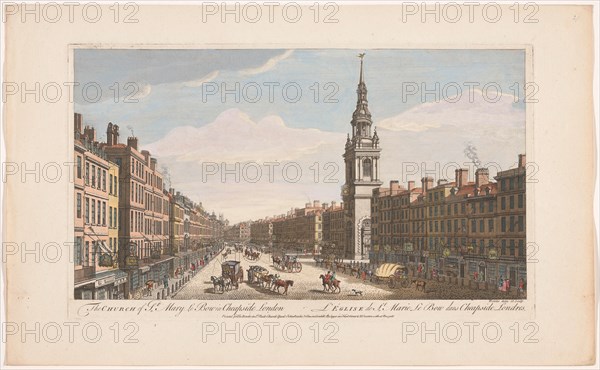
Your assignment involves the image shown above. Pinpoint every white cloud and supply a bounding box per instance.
[145,108,342,163]
[377,89,521,133]
[132,83,152,100]
[182,70,219,87]
[239,50,294,76]
[378,119,441,132]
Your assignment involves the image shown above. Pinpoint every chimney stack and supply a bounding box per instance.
[313,200,321,208]
[331,201,337,208]
[113,124,119,144]
[322,202,329,209]
[74,113,83,135]
[106,122,119,146]
[390,180,400,192]
[421,177,434,192]
[84,126,96,142]
[407,180,415,191]
[455,168,468,188]
[127,137,138,150]
[475,168,489,188]
[150,158,157,171]
[518,154,526,168]
[141,150,150,164]
[437,179,448,186]
[305,203,311,208]
[106,123,114,145]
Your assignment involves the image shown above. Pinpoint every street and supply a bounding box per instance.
[173,251,515,300]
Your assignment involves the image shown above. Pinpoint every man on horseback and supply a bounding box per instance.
[319,271,341,293]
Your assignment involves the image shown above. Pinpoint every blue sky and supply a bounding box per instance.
[75,49,526,222]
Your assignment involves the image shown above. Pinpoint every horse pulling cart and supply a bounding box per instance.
[222,260,244,289]
[373,263,411,288]
[243,248,261,261]
[272,254,302,273]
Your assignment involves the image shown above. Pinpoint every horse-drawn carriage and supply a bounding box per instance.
[272,254,302,273]
[373,263,410,288]
[246,265,268,284]
[243,248,261,261]
[222,260,243,288]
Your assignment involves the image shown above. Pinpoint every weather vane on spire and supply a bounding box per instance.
[358,52,366,60]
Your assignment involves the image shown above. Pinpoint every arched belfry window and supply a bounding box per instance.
[363,158,372,179]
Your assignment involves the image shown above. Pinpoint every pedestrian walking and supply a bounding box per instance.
[498,275,504,291]
[518,278,526,298]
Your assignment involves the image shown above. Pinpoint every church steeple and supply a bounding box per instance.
[342,52,382,261]
[352,53,372,138]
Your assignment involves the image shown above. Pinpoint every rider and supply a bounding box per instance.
[325,270,332,284]
[331,271,337,282]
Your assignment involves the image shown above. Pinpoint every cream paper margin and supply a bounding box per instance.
[2,3,596,366]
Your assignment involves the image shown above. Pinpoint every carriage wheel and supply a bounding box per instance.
[335,286,341,294]
[295,263,302,273]
[401,278,410,288]
[388,278,396,289]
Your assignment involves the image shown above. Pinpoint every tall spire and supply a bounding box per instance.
[352,52,371,127]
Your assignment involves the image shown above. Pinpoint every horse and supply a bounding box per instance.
[211,276,225,294]
[273,279,294,295]
[260,273,276,289]
[223,277,233,291]
[273,256,284,265]
[319,274,341,293]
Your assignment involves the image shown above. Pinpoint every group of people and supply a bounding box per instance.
[498,276,526,297]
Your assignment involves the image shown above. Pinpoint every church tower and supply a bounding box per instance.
[342,54,382,260]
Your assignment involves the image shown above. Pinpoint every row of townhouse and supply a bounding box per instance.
[73,113,226,299]
[370,154,526,285]
[224,221,252,243]
[250,201,326,255]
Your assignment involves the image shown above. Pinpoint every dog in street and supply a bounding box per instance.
[351,289,363,296]
[411,279,427,292]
